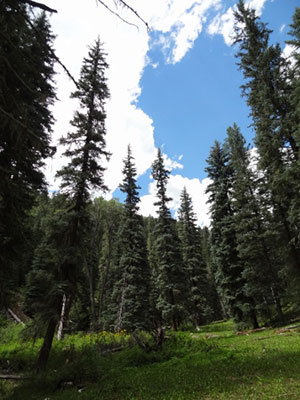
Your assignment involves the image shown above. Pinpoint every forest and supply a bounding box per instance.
[1,0,300,398]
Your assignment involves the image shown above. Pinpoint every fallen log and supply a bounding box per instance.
[0,374,28,380]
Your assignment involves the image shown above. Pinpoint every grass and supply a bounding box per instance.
[1,319,300,399]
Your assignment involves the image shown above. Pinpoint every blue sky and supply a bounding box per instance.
[43,0,297,226]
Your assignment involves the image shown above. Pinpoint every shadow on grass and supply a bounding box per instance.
[100,348,300,400]
[4,326,300,400]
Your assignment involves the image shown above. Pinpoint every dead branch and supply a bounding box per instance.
[18,0,57,13]
[0,374,28,380]
[116,0,150,31]
[97,0,139,31]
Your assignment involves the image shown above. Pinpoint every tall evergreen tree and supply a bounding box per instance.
[226,124,284,322]
[97,198,123,330]
[206,141,258,329]
[113,145,151,336]
[177,187,208,327]
[233,0,300,275]
[0,3,56,307]
[285,8,300,263]
[37,38,110,370]
[152,149,185,333]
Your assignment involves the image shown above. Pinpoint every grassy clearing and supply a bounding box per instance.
[1,319,300,399]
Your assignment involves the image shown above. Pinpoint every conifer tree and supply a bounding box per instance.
[113,145,151,337]
[206,141,258,329]
[226,124,284,322]
[97,199,123,330]
[152,149,185,332]
[0,3,56,307]
[177,187,208,327]
[37,38,110,370]
[233,0,300,274]
[285,8,300,260]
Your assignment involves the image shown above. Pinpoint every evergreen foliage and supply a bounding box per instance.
[177,187,209,326]
[206,141,258,329]
[0,2,56,308]
[152,149,186,331]
[113,146,151,334]
[35,38,110,370]
[233,0,300,275]
[225,124,284,323]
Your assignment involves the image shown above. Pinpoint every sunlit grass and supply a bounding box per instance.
[1,318,300,399]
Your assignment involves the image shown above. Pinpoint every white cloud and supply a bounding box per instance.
[282,43,296,63]
[207,0,268,46]
[148,0,221,63]
[207,5,235,45]
[163,153,184,171]
[280,23,286,33]
[140,175,211,227]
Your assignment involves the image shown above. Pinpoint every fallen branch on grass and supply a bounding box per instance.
[0,374,28,380]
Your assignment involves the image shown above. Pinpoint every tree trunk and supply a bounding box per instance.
[156,326,164,347]
[250,308,259,329]
[86,263,96,331]
[57,294,67,340]
[271,286,284,323]
[36,316,57,372]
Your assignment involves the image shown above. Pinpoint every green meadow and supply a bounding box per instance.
[1,320,300,400]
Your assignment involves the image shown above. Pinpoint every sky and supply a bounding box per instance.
[41,0,297,227]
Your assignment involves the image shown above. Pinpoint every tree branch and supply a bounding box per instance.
[116,0,150,32]
[97,0,139,31]
[18,0,57,13]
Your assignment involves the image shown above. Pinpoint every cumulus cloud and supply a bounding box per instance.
[207,0,268,46]
[148,0,221,63]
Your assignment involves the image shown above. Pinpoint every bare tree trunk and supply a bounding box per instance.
[57,294,67,340]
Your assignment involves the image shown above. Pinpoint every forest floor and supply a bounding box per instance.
[1,319,300,399]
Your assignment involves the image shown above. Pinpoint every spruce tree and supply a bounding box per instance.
[0,3,56,308]
[97,199,123,330]
[206,141,258,329]
[37,38,110,370]
[233,0,300,275]
[151,149,185,333]
[113,145,151,337]
[177,187,208,327]
[285,8,300,267]
[226,124,284,322]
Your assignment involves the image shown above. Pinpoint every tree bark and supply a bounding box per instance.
[36,316,57,372]
[57,294,67,340]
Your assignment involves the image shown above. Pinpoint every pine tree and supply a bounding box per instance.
[151,149,185,333]
[226,124,284,323]
[0,3,56,308]
[97,199,123,330]
[113,145,151,337]
[177,187,208,327]
[37,38,110,370]
[206,141,258,329]
[233,0,300,275]
[285,8,300,265]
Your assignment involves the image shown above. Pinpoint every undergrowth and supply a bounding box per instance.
[1,319,300,399]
